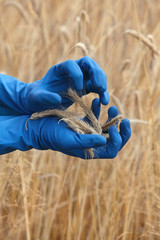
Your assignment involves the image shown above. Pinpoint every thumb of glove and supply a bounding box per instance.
[26,89,62,112]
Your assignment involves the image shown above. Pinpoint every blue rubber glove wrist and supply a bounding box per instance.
[0,74,61,115]
[0,116,32,154]
[0,74,28,115]
[19,80,62,113]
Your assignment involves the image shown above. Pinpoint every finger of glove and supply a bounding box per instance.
[83,98,100,124]
[108,106,119,119]
[35,90,61,111]
[76,57,107,95]
[57,60,83,91]
[92,98,101,119]
[105,126,122,158]
[100,90,109,105]
[119,119,131,150]
[64,133,107,150]
[103,106,119,133]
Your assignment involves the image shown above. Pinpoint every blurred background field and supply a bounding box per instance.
[0,0,160,239]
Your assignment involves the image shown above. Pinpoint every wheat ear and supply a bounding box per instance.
[67,89,102,134]
[101,115,124,131]
[125,29,160,56]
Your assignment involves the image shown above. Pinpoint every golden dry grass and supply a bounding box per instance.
[0,0,160,239]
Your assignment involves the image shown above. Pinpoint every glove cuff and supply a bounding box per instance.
[0,115,48,155]
[0,74,29,115]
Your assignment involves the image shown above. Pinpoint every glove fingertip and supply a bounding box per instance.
[100,91,109,105]
[108,125,118,134]
[92,98,101,119]
[92,135,107,146]
[108,106,119,119]
[119,119,131,150]
[92,98,100,105]
[120,119,131,137]
[53,93,62,104]
[82,134,107,148]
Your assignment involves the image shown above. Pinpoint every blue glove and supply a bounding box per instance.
[0,74,61,116]
[0,57,109,115]
[0,100,131,158]
[0,115,106,156]
[87,99,131,158]
[56,99,131,159]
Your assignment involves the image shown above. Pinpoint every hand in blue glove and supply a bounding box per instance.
[22,56,109,112]
[0,99,131,158]
[0,57,109,115]
[53,99,131,159]
[83,99,131,158]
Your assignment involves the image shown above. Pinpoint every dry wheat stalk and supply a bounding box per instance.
[125,29,160,56]
[67,42,89,56]
[80,10,89,23]
[67,89,102,134]
[26,90,123,158]
[26,109,96,135]
[125,30,160,55]
[18,155,31,240]
[101,115,124,131]
[120,59,131,71]
[5,1,30,24]
[59,26,70,42]
[110,94,125,115]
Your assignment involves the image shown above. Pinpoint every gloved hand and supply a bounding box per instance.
[84,99,131,158]
[0,57,109,115]
[0,99,131,158]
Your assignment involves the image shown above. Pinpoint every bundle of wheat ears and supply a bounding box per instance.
[26,89,123,158]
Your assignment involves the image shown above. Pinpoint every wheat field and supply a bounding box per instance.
[0,0,160,239]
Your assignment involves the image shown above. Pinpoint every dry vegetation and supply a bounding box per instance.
[0,0,160,239]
